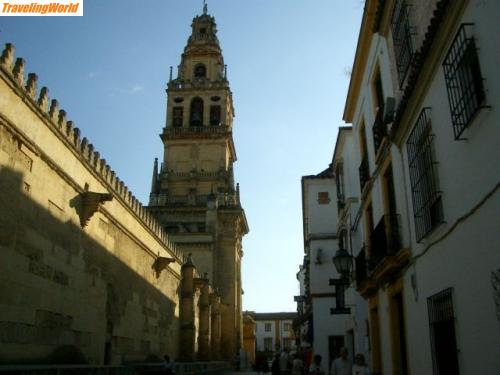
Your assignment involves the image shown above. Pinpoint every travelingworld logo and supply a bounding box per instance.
[1,0,83,16]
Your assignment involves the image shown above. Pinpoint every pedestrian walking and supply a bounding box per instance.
[291,353,304,375]
[163,354,175,375]
[330,347,351,375]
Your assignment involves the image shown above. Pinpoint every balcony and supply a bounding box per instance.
[369,214,410,283]
[358,155,370,192]
[372,107,387,156]
[355,247,377,298]
[161,125,231,140]
[148,192,240,208]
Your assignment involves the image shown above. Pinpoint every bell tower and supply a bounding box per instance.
[147,4,248,361]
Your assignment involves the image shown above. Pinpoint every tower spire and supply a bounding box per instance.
[151,158,159,194]
[203,0,207,15]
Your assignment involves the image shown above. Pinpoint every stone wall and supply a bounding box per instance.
[0,43,184,365]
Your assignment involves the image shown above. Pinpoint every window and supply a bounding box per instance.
[210,105,221,126]
[190,97,203,127]
[373,69,385,113]
[443,23,487,140]
[264,337,273,352]
[172,107,183,127]
[317,192,330,204]
[194,64,207,78]
[283,338,293,351]
[335,163,344,200]
[283,322,291,332]
[264,322,271,332]
[427,288,459,375]
[359,122,370,192]
[406,108,443,242]
[391,0,415,86]
[372,69,387,154]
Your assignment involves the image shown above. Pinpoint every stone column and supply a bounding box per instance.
[196,275,211,361]
[179,255,196,362]
[210,291,222,360]
[217,236,238,361]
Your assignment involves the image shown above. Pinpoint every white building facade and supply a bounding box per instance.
[341,1,500,374]
[247,312,297,354]
[331,127,370,364]
[299,169,352,372]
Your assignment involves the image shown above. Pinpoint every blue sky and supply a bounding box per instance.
[1,0,363,312]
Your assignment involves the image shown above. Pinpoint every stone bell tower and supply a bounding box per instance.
[147,4,249,361]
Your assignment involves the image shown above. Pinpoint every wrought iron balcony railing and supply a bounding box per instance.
[161,125,230,138]
[358,155,370,192]
[149,192,240,208]
[355,247,368,286]
[369,214,401,270]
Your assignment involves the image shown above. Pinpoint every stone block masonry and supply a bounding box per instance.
[0,42,185,365]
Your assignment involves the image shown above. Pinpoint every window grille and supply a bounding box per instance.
[443,24,487,140]
[406,108,443,242]
[355,247,368,286]
[427,288,459,375]
[391,0,415,87]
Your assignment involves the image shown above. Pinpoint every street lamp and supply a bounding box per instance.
[329,248,354,315]
[332,248,354,279]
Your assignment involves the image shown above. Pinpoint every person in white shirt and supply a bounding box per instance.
[330,347,351,375]
[352,353,370,375]
[291,353,304,375]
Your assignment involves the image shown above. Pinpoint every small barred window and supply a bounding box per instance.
[406,108,443,241]
[317,192,330,205]
[443,24,487,140]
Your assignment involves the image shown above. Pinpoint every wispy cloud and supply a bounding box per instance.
[130,84,144,94]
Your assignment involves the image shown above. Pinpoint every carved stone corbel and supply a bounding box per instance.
[80,191,112,227]
[152,256,176,278]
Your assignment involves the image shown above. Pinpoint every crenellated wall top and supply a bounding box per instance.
[0,42,186,263]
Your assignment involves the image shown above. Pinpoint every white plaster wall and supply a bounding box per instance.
[343,136,361,201]
[398,3,500,374]
[309,238,338,295]
[255,320,275,352]
[338,133,369,362]
[403,194,500,374]
[306,179,338,235]
[312,297,346,373]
